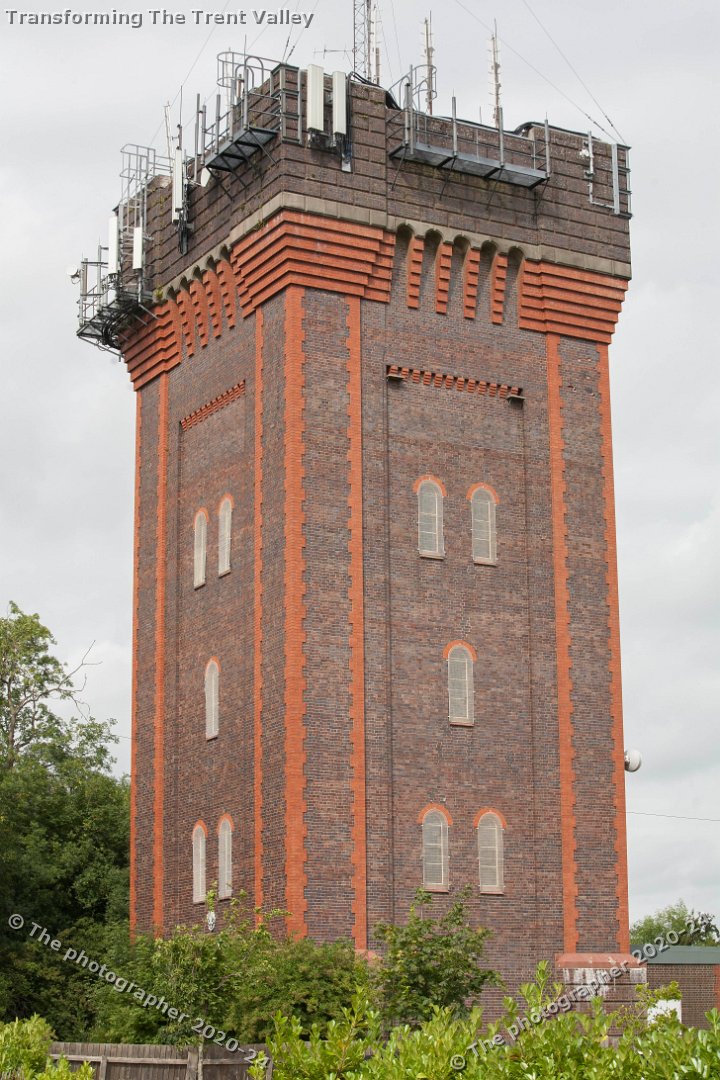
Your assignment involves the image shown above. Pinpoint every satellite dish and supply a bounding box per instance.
[199,167,213,188]
[624,749,642,773]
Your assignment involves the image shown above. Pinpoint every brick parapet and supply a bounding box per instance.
[142,81,630,294]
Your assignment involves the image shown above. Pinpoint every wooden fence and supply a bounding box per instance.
[49,1042,272,1079]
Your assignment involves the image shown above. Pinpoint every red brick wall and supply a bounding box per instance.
[125,91,631,994]
[648,965,720,1029]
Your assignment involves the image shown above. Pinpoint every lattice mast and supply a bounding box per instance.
[353,0,371,79]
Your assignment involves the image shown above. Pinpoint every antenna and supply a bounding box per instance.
[171,147,184,223]
[370,1,381,84]
[353,0,371,79]
[489,21,502,129]
[163,103,173,161]
[423,14,435,115]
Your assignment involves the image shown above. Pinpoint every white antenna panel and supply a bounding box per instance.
[332,72,347,136]
[307,64,325,132]
[132,227,144,270]
[107,214,119,275]
[172,147,184,222]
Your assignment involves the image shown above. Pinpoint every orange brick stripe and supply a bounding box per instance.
[387,364,521,399]
[407,235,424,309]
[253,309,265,916]
[188,278,211,348]
[520,262,628,343]
[491,252,508,324]
[153,373,169,935]
[175,291,197,357]
[203,268,223,339]
[129,392,142,935]
[284,287,308,937]
[435,241,453,314]
[180,382,246,431]
[546,333,579,953]
[121,303,182,390]
[463,248,481,319]
[231,212,395,316]
[597,342,630,951]
[216,259,238,329]
[346,295,368,951]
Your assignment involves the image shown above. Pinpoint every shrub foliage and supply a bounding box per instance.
[251,966,720,1080]
[0,1016,93,1079]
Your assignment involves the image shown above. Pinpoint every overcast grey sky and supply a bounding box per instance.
[1,0,718,926]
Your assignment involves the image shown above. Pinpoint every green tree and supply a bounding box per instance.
[0,603,97,772]
[92,894,369,1045]
[0,603,130,1037]
[372,888,499,1027]
[630,899,719,948]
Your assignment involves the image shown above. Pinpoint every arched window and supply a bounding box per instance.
[421,809,449,890]
[477,811,504,893]
[447,644,474,725]
[192,823,207,903]
[205,659,219,739]
[194,510,208,587]
[470,487,497,564]
[218,817,233,900]
[416,479,444,557]
[218,497,233,576]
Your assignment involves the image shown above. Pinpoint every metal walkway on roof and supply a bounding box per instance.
[204,127,277,174]
[389,141,548,189]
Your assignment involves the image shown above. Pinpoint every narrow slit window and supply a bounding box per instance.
[448,645,474,725]
[218,818,233,899]
[205,660,219,739]
[471,488,497,564]
[417,480,444,557]
[218,497,233,576]
[192,824,206,903]
[422,809,449,889]
[478,812,504,893]
[194,511,208,587]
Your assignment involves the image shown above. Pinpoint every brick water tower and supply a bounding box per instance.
[76,53,635,997]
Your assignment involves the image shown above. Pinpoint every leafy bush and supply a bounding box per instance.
[92,894,369,1045]
[372,888,499,1027]
[252,965,720,1080]
[0,1016,93,1079]
[93,888,499,1046]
